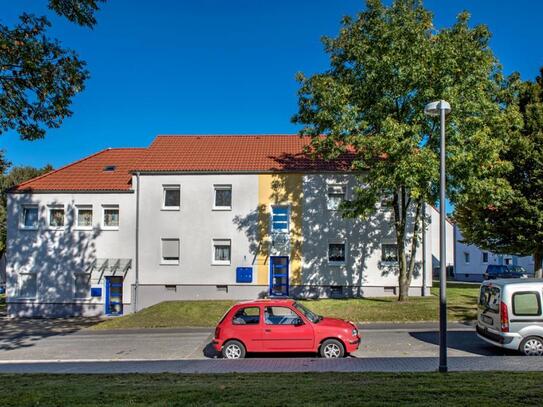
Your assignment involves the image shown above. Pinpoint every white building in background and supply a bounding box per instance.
[6,135,455,317]
[453,226,535,282]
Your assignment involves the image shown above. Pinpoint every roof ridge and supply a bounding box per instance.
[11,148,114,191]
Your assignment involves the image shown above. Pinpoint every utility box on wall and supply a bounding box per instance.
[236,267,253,283]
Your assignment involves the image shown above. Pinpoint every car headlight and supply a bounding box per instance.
[352,328,358,336]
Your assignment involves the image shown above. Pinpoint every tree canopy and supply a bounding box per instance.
[0,1,105,141]
[293,0,518,299]
[455,68,543,277]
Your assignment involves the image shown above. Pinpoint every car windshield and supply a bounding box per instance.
[293,302,321,323]
[479,285,501,313]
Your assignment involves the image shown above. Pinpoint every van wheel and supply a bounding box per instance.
[222,340,246,359]
[320,339,345,358]
[520,336,543,356]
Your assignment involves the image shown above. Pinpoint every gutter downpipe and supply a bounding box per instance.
[134,171,140,313]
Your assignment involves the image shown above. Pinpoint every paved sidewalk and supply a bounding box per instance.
[0,356,542,374]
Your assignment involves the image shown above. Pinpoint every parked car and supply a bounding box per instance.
[483,264,530,280]
[213,299,360,359]
[476,279,543,356]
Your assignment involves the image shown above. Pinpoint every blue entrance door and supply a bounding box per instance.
[105,276,123,315]
[269,256,289,297]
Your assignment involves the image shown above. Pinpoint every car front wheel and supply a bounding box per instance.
[320,339,345,358]
[520,336,543,356]
[222,340,246,359]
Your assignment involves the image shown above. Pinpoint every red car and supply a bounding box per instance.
[213,299,360,359]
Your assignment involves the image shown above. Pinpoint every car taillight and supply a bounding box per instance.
[500,301,509,333]
[214,327,221,338]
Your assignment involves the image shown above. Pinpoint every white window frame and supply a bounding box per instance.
[270,205,290,234]
[161,238,180,265]
[482,252,489,263]
[73,272,91,299]
[213,184,232,211]
[464,252,470,264]
[102,205,120,230]
[17,273,37,299]
[47,204,66,230]
[328,241,347,265]
[212,239,231,265]
[162,185,181,211]
[19,204,39,230]
[75,205,93,230]
[327,184,346,211]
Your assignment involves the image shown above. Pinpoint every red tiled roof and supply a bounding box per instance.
[134,135,355,172]
[11,148,146,193]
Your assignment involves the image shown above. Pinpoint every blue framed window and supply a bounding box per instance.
[271,206,289,233]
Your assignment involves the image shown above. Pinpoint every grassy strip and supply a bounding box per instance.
[92,285,479,330]
[0,293,5,315]
[1,372,542,406]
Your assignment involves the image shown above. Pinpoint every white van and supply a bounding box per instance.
[477,279,543,356]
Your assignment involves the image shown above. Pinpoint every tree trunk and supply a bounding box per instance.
[534,251,543,279]
[394,189,409,301]
[406,200,423,288]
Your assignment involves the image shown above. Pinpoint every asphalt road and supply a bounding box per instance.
[1,320,535,373]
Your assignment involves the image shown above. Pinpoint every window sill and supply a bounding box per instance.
[101,226,119,231]
[212,262,231,266]
[212,207,232,211]
[161,207,180,211]
[74,227,93,231]
[47,227,66,231]
[328,261,346,266]
[18,227,38,231]
[160,262,180,266]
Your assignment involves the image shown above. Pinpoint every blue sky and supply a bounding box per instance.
[2,0,543,169]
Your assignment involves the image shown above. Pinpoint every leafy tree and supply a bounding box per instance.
[0,1,105,142]
[455,69,543,278]
[0,163,54,257]
[293,0,518,300]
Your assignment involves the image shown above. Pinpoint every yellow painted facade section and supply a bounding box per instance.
[256,173,303,286]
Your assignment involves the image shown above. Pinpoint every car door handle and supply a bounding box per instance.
[265,329,272,332]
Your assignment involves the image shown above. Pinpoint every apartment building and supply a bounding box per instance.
[6,135,440,317]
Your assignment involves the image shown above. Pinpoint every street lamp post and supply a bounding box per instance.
[424,100,451,373]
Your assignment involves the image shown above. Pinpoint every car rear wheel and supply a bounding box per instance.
[320,339,345,358]
[520,336,543,356]
[222,340,246,359]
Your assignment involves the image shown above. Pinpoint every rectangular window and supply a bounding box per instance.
[163,185,180,210]
[233,306,260,325]
[74,273,91,298]
[214,185,232,210]
[482,252,489,263]
[513,292,541,316]
[48,206,65,228]
[213,239,231,265]
[20,205,39,229]
[271,206,289,233]
[76,205,93,229]
[504,258,512,265]
[161,238,180,264]
[102,205,119,229]
[328,243,346,263]
[327,184,346,210]
[381,244,398,262]
[464,252,470,264]
[18,273,37,298]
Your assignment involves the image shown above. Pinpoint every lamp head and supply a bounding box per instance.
[424,100,451,117]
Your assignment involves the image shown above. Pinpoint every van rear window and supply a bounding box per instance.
[479,286,501,312]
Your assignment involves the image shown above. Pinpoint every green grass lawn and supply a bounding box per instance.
[0,293,6,315]
[1,372,542,406]
[92,284,479,330]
